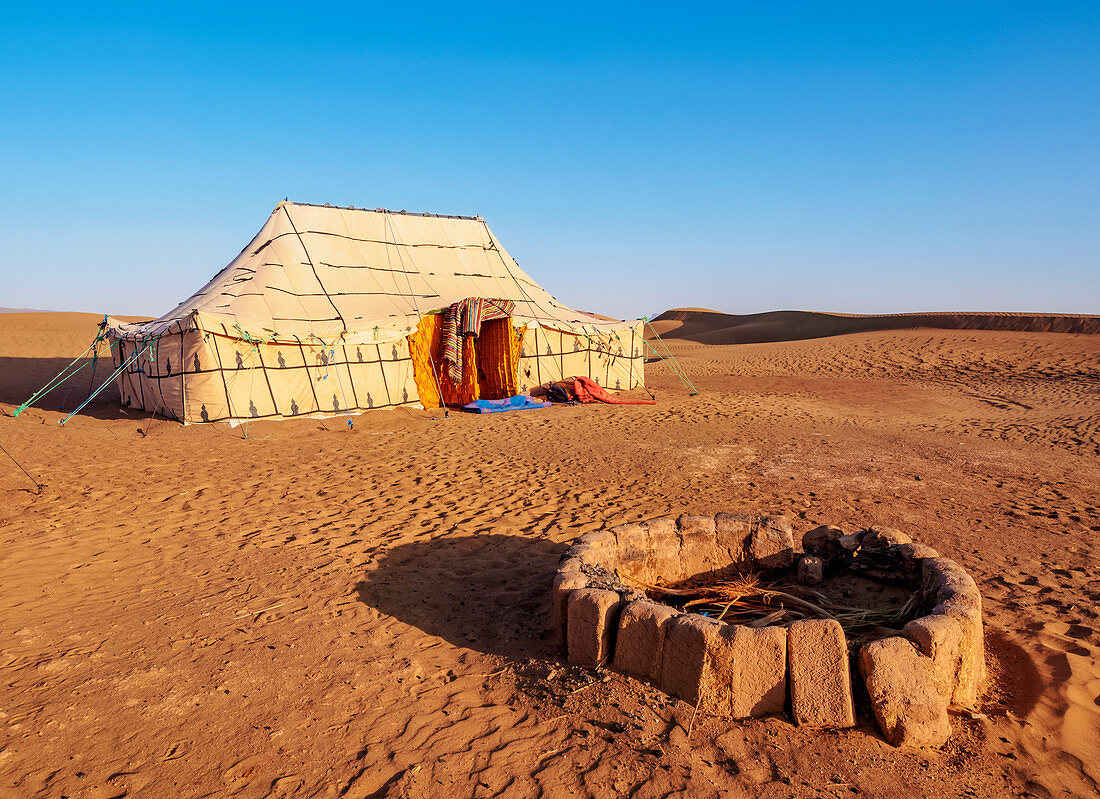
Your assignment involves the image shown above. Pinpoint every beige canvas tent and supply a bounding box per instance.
[103,201,645,423]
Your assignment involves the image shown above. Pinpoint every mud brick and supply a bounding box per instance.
[613,600,678,682]
[788,619,856,728]
[567,588,621,668]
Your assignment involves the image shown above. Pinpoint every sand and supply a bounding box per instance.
[1,311,1098,798]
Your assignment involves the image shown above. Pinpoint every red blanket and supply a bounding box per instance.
[572,375,656,405]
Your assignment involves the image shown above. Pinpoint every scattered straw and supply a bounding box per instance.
[233,600,288,619]
[686,698,701,741]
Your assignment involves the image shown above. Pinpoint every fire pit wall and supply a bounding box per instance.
[551,514,986,748]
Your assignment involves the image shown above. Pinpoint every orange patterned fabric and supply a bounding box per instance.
[407,314,483,407]
[452,337,480,406]
[510,323,526,390]
[475,319,525,399]
[407,315,443,409]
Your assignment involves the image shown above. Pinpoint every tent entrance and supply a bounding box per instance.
[408,315,525,409]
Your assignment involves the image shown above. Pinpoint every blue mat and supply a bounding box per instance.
[462,395,551,414]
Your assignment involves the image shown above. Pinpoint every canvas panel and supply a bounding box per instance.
[589,325,645,391]
[377,352,418,408]
[114,340,145,410]
[109,333,189,421]
[264,362,322,419]
[345,342,395,408]
[516,322,645,393]
[226,360,279,420]
[311,360,356,416]
[107,202,641,344]
[168,331,420,423]
[605,339,646,392]
[144,339,184,420]
[182,369,236,424]
[517,326,573,390]
[264,339,310,370]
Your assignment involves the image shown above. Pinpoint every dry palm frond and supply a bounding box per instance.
[634,575,838,623]
[745,609,787,628]
[626,572,918,633]
[822,592,922,631]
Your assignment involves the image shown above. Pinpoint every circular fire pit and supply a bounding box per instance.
[550,514,986,748]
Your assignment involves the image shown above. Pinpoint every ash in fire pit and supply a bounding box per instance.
[551,514,986,748]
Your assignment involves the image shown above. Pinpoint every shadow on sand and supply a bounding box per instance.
[355,533,566,661]
[0,356,135,421]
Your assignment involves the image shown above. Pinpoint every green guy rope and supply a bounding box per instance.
[13,331,107,417]
[59,338,157,425]
[643,317,699,396]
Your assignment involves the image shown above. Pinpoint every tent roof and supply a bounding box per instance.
[108,201,634,344]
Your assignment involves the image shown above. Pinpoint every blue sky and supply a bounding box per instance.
[1,3,1097,318]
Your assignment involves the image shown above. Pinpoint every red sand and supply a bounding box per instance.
[1,311,1098,798]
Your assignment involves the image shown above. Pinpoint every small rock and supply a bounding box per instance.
[862,526,913,549]
[837,531,865,552]
[668,725,690,749]
[802,525,843,558]
[797,555,824,585]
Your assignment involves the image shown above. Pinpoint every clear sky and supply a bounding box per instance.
[1,2,1097,319]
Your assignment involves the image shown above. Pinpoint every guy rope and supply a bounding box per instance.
[642,316,699,397]
[13,317,111,417]
[58,336,160,425]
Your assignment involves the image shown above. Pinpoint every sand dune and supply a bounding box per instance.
[651,307,1100,345]
[1,313,1099,798]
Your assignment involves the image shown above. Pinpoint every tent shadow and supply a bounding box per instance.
[0,356,157,422]
[354,533,566,661]
[1,355,117,411]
